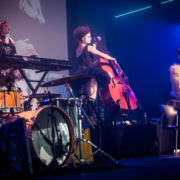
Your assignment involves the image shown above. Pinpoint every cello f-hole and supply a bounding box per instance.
[111,77,116,88]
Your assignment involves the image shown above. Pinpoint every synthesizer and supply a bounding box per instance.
[0,54,72,72]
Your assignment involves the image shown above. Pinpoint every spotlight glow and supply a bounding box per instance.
[161,0,174,4]
[115,6,152,18]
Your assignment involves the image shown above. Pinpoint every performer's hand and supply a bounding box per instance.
[112,58,117,64]
[97,36,101,41]
[94,36,101,43]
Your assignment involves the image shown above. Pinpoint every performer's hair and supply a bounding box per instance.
[73,26,90,42]
[0,20,8,34]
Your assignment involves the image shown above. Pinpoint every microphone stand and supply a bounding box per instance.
[82,89,122,168]
[48,91,60,167]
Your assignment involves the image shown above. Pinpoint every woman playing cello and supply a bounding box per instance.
[68,26,116,125]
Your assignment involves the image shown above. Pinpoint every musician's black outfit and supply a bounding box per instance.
[0,38,17,55]
[71,45,110,120]
[0,37,22,87]
[72,45,110,89]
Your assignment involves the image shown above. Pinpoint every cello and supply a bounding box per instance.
[92,32,138,116]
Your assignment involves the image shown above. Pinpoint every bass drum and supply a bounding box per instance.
[6,106,75,168]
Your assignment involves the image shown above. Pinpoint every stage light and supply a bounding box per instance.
[115,6,152,18]
[161,0,174,4]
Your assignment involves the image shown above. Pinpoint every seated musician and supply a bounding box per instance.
[67,26,116,125]
[0,20,23,87]
[168,48,180,101]
[163,48,180,112]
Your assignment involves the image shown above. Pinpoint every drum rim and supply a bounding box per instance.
[55,97,79,100]
[0,86,21,91]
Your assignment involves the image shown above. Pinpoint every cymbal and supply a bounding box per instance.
[26,93,61,98]
[40,74,91,87]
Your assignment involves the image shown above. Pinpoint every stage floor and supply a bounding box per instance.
[20,155,180,180]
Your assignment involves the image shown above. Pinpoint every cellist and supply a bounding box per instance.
[67,26,116,125]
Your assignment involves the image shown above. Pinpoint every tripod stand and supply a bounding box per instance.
[66,84,122,168]
[81,89,122,167]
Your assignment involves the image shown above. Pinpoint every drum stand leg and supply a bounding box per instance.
[85,99,122,168]
[65,84,122,169]
[70,100,90,164]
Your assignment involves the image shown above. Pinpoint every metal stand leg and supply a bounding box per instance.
[18,68,48,110]
[159,115,163,156]
[117,99,123,123]
[175,114,178,155]
[65,83,122,168]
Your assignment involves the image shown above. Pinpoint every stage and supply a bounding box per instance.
[1,120,180,179]
[14,156,180,180]
[90,124,179,159]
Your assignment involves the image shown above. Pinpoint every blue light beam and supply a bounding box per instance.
[115,6,152,18]
[161,0,174,4]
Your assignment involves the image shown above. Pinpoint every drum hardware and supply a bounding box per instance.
[0,86,24,113]
[55,82,94,165]
[65,83,121,166]
[25,93,61,99]
[47,91,69,167]
[37,98,57,107]
[40,75,121,168]
[52,97,80,141]
[70,87,121,167]
[5,106,75,169]
[74,97,89,163]
[40,74,91,87]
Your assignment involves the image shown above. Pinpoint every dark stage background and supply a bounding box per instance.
[67,0,180,119]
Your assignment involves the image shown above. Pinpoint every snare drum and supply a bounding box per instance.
[6,106,75,168]
[0,86,23,113]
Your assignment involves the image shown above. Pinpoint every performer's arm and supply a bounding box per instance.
[88,45,116,62]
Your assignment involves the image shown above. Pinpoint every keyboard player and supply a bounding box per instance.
[0,20,23,87]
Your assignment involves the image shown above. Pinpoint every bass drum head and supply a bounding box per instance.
[32,106,75,167]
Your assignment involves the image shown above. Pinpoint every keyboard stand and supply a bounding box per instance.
[18,68,49,111]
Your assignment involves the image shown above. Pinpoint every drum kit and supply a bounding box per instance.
[0,75,120,170]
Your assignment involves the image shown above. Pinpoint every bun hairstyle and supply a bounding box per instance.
[0,20,8,34]
[73,26,90,42]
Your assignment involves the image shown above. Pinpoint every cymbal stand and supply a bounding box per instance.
[81,89,122,168]
[65,83,95,163]
[66,84,121,168]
